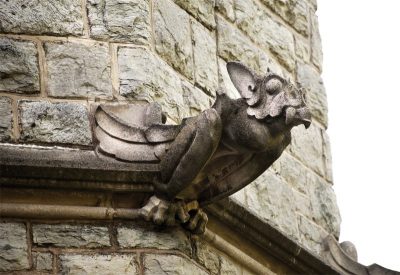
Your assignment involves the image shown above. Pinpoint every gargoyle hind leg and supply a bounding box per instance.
[156,109,222,200]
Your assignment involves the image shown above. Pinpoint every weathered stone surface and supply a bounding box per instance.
[245,170,300,240]
[154,0,193,80]
[290,123,325,177]
[33,252,52,271]
[191,19,218,95]
[33,224,110,248]
[118,47,188,122]
[182,81,213,117]
[297,214,328,255]
[216,0,235,22]
[0,0,83,35]
[87,0,150,44]
[217,16,287,77]
[310,12,323,70]
[295,36,310,62]
[144,254,207,275]
[0,96,13,141]
[260,0,310,37]
[45,42,112,99]
[118,225,191,254]
[173,0,216,29]
[19,101,92,145]
[0,222,29,272]
[235,0,296,71]
[220,256,242,275]
[307,173,341,237]
[0,38,39,93]
[60,254,137,274]
[273,151,308,194]
[297,63,328,128]
[195,240,220,274]
[322,131,333,182]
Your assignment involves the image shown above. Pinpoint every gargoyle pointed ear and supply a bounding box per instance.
[227,62,256,99]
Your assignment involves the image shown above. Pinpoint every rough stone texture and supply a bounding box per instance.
[220,256,242,275]
[118,225,191,255]
[173,0,216,29]
[235,0,296,71]
[118,47,188,122]
[195,240,220,274]
[182,81,213,117]
[260,0,310,37]
[45,42,112,99]
[216,0,235,22]
[60,254,137,274]
[0,38,39,93]
[154,0,193,80]
[297,214,328,254]
[87,0,150,44]
[0,0,83,36]
[297,63,328,128]
[244,170,300,241]
[19,101,92,145]
[310,12,323,71]
[0,222,29,272]
[217,16,288,78]
[295,36,311,62]
[191,19,218,95]
[144,254,207,275]
[33,224,110,248]
[33,252,53,271]
[322,131,334,182]
[0,96,13,141]
[290,123,324,177]
[307,173,341,237]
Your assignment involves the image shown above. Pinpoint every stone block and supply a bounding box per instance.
[0,38,39,93]
[296,63,328,128]
[307,173,341,237]
[182,81,213,117]
[154,0,193,80]
[195,240,220,274]
[245,170,300,240]
[217,16,287,78]
[32,224,110,248]
[235,0,296,71]
[33,252,53,271]
[118,47,188,122]
[0,222,29,272]
[322,131,333,182]
[44,41,112,99]
[0,96,13,141]
[220,256,242,275]
[216,0,235,22]
[311,12,323,70]
[297,214,328,255]
[295,36,310,62]
[144,254,207,275]
[191,19,218,95]
[19,101,92,145]
[260,0,310,37]
[0,0,83,35]
[173,0,216,29]
[60,254,137,274]
[87,0,150,44]
[290,123,325,177]
[118,225,192,254]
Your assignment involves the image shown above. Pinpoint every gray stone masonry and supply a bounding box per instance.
[19,101,92,145]
[0,38,39,93]
[173,0,216,29]
[0,222,29,272]
[45,41,112,99]
[0,96,13,141]
[144,254,208,275]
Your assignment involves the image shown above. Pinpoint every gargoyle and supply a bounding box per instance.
[94,62,311,234]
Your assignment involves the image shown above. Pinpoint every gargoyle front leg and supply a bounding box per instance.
[156,109,222,200]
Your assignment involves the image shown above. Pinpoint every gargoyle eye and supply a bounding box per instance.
[265,78,282,94]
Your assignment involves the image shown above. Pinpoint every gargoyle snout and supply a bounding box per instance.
[285,106,311,129]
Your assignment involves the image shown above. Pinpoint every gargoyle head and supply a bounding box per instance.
[227,62,311,130]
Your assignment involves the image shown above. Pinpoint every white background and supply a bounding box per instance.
[318,0,400,271]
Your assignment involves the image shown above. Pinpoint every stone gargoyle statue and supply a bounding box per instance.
[93,62,311,234]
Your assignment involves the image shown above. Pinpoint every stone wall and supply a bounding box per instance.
[0,0,340,273]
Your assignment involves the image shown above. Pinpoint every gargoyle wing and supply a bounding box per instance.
[94,103,180,163]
